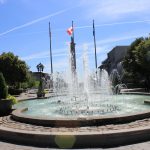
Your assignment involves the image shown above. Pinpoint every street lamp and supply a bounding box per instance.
[36,62,44,73]
[36,63,44,79]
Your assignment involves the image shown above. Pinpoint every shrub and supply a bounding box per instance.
[0,72,8,100]
[44,89,49,94]
[7,94,18,105]
[8,87,23,95]
[37,80,45,98]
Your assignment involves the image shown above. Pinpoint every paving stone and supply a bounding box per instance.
[0,141,150,150]
[0,115,150,149]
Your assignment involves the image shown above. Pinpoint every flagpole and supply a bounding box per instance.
[49,22,53,91]
[49,22,53,74]
[72,20,74,42]
[93,20,98,70]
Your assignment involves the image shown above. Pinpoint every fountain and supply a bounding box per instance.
[14,45,117,118]
[1,44,150,148]
[13,44,150,124]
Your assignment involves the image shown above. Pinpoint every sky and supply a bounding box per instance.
[1,0,150,75]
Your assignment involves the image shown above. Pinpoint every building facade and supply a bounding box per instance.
[31,72,51,89]
[99,46,129,78]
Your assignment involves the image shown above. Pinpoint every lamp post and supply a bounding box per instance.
[36,63,44,79]
[36,63,45,98]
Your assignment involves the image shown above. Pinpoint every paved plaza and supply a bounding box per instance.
[0,115,150,149]
[0,91,149,149]
[0,140,150,150]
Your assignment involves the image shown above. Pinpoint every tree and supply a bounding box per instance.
[123,37,150,89]
[21,73,39,89]
[0,52,29,87]
[0,72,8,99]
[135,38,150,75]
[123,38,144,74]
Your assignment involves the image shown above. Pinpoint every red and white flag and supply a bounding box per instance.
[67,27,73,36]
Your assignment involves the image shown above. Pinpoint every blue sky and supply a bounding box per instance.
[1,0,150,74]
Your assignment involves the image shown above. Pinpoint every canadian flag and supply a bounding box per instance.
[67,27,73,36]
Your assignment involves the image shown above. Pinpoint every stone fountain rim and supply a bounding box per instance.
[12,93,150,127]
[12,107,150,127]
[1,116,150,148]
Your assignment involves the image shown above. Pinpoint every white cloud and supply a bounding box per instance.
[85,32,148,48]
[20,51,49,61]
[76,19,150,29]
[21,48,68,61]
[21,30,149,74]
[80,0,150,21]
[2,19,150,38]
[0,8,69,37]
[22,31,148,61]
[44,57,68,73]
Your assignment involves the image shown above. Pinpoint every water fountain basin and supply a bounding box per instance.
[12,103,150,127]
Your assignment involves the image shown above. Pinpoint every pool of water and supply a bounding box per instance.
[13,94,150,118]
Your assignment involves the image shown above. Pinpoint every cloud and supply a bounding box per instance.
[2,18,150,39]
[80,0,150,21]
[85,32,148,49]
[44,57,68,72]
[21,30,148,75]
[22,31,147,61]
[76,19,150,29]
[21,47,69,61]
[0,8,70,37]
[23,32,147,73]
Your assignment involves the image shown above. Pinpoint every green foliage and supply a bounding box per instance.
[8,87,23,95]
[27,73,40,88]
[27,74,36,88]
[122,71,142,87]
[21,73,39,89]
[44,89,49,94]
[7,94,18,105]
[34,81,40,88]
[37,80,45,97]
[135,39,150,75]
[38,80,43,93]
[123,38,144,74]
[20,82,28,89]
[123,37,150,86]
[0,52,29,86]
[0,72,8,100]
[112,77,120,87]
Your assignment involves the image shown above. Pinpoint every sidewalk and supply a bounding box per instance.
[121,88,150,93]
[3,90,150,149]
[16,89,150,102]
[0,140,150,150]
[16,92,51,101]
